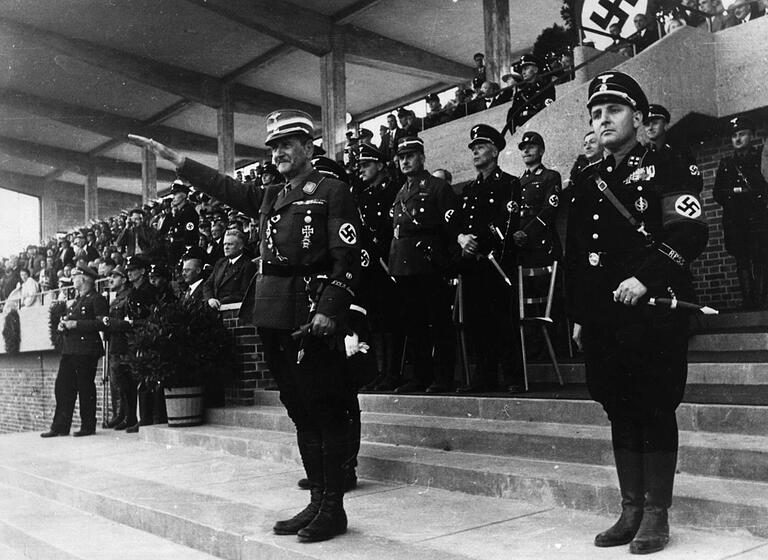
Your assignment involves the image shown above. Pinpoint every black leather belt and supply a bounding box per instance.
[397,227,439,238]
[260,261,329,277]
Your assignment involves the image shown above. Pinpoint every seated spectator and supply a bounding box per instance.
[202,229,257,309]
[665,17,687,33]
[397,107,420,136]
[698,0,728,31]
[423,93,449,128]
[632,13,659,53]
[359,128,375,147]
[726,0,764,26]
[606,23,633,56]
[445,88,477,120]
[19,268,40,307]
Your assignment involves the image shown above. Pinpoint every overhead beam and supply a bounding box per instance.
[0,89,267,159]
[351,83,450,124]
[183,0,474,82]
[0,17,320,118]
[0,135,177,181]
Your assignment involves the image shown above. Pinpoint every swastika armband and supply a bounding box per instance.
[329,218,360,249]
[661,193,705,226]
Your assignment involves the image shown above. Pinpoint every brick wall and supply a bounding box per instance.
[0,305,274,433]
[688,114,767,311]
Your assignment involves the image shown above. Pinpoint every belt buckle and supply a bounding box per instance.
[588,252,601,267]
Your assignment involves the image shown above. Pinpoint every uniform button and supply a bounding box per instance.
[598,198,604,203]
[592,233,599,239]
[607,166,613,172]
[304,216,312,223]
[489,198,494,203]
[593,214,599,220]
[637,186,643,191]
[307,210,312,214]
[419,208,424,213]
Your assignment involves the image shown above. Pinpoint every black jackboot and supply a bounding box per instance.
[595,447,645,547]
[274,433,324,535]
[737,266,755,309]
[630,451,677,555]
[297,433,348,542]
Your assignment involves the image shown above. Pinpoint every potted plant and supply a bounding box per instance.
[126,297,236,427]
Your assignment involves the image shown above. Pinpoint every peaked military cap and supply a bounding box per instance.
[587,71,649,118]
[358,128,374,139]
[73,263,98,279]
[312,156,349,183]
[468,124,506,151]
[425,93,440,103]
[729,116,754,132]
[169,181,188,195]
[149,263,170,278]
[359,143,386,163]
[125,255,148,271]
[312,144,327,156]
[518,131,545,150]
[110,265,126,278]
[519,53,544,68]
[265,109,315,146]
[646,104,671,123]
[396,136,424,155]
[183,247,206,261]
[261,162,280,176]
[473,52,485,60]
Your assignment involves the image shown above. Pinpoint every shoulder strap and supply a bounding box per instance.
[589,169,654,244]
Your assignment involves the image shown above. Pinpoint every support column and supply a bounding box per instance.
[85,168,98,222]
[320,30,347,162]
[41,181,58,239]
[142,147,157,203]
[217,86,235,177]
[483,0,512,85]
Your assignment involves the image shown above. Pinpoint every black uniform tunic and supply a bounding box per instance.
[517,164,562,266]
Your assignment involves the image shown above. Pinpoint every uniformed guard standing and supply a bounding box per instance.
[389,136,459,393]
[129,109,361,543]
[644,104,703,194]
[41,264,108,438]
[713,116,768,309]
[102,265,137,430]
[353,144,400,391]
[160,182,200,263]
[506,54,556,133]
[455,124,525,393]
[566,71,708,555]
[515,131,562,266]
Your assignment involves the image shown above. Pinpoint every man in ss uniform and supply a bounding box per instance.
[389,136,459,394]
[506,54,556,133]
[352,144,400,392]
[514,131,562,266]
[129,109,360,543]
[41,264,108,438]
[455,124,524,393]
[160,182,200,262]
[566,72,707,554]
[644,104,703,194]
[713,116,768,309]
[102,265,137,430]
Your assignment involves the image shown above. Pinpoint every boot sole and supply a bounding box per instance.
[629,538,669,555]
[297,527,347,543]
[594,536,635,547]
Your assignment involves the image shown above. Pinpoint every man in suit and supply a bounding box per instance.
[116,208,154,256]
[129,108,361,543]
[181,254,206,304]
[632,13,659,53]
[206,221,226,265]
[203,229,257,309]
[74,232,99,263]
[41,264,108,438]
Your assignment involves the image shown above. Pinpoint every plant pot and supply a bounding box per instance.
[163,386,204,427]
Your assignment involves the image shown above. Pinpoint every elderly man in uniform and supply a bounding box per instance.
[644,104,703,194]
[567,71,707,554]
[455,124,525,393]
[714,116,768,309]
[41,264,108,438]
[129,108,360,543]
[514,131,562,266]
[352,144,400,391]
[160,182,200,262]
[389,136,459,394]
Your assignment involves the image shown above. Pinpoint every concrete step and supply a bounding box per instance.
[689,332,768,353]
[141,423,768,538]
[690,310,768,332]
[0,483,220,560]
[526,362,768,385]
[205,405,768,482]
[245,391,768,436]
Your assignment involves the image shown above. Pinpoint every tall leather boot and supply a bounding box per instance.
[754,264,768,309]
[737,265,755,309]
[373,333,404,391]
[297,432,348,542]
[595,447,645,547]
[274,432,324,535]
[630,451,677,554]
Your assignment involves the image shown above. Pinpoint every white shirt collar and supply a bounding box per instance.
[228,253,243,265]
[188,278,203,292]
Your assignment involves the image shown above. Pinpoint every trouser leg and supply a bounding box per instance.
[75,355,98,432]
[51,354,77,434]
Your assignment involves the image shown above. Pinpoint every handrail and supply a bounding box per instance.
[0,277,110,309]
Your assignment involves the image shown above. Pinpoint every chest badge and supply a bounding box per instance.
[303,181,318,195]
[506,200,519,214]
[634,197,648,213]
[588,252,601,267]
[301,225,314,249]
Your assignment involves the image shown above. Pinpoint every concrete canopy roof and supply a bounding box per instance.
[0,0,562,195]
